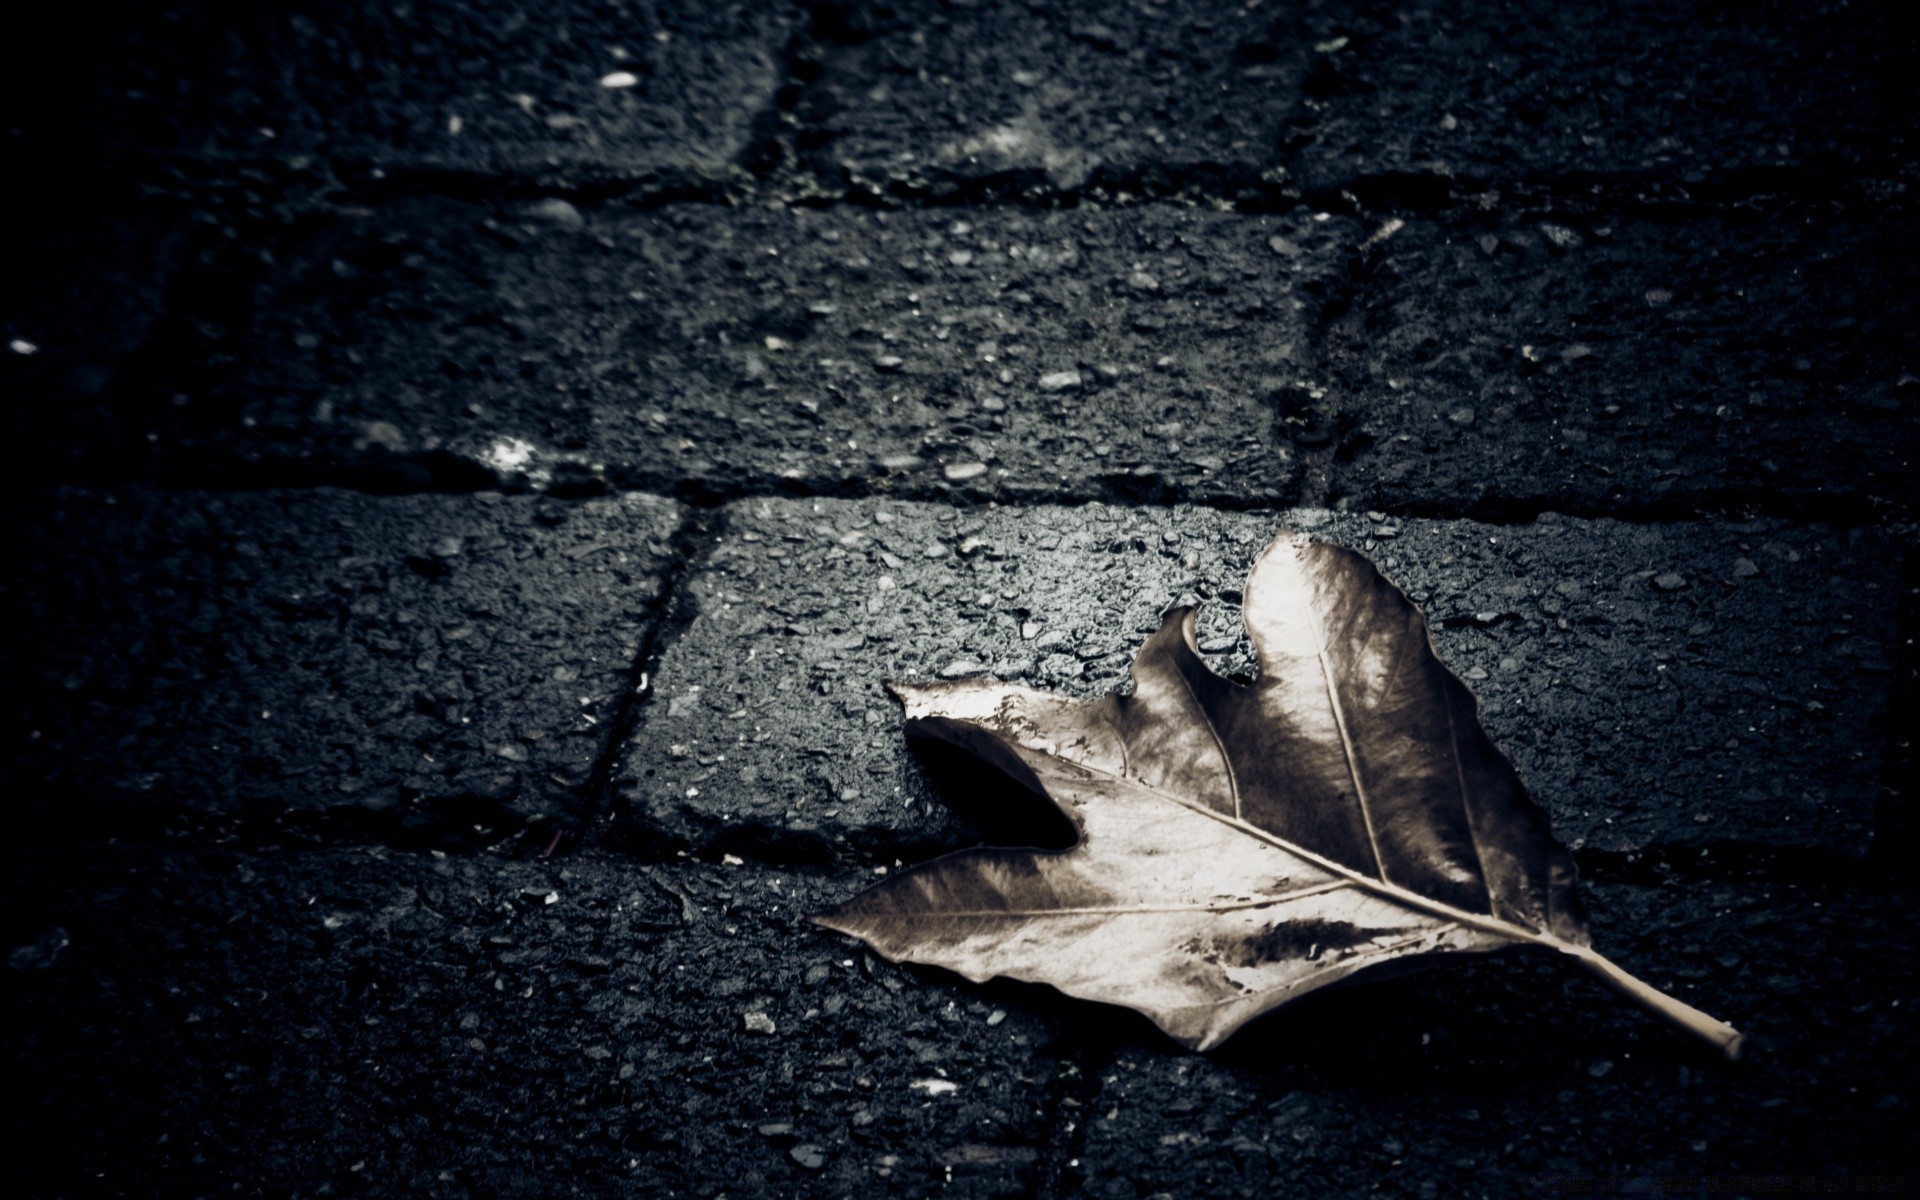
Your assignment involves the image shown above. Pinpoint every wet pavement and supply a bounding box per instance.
[4,2,1915,1197]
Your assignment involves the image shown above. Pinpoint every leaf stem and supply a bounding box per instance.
[1561,945,1745,1060]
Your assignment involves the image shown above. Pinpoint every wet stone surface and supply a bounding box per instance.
[25,1,800,176]
[1284,0,1915,192]
[1,840,1063,1199]
[4,488,681,839]
[134,198,1337,503]
[1066,876,1916,1196]
[6,2,1916,1195]
[787,0,1304,191]
[618,498,1895,862]
[1316,205,1920,518]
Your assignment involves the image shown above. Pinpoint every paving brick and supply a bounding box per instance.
[4,488,680,836]
[618,498,1894,860]
[788,0,1303,191]
[1068,875,1916,1195]
[1284,0,1914,192]
[1316,205,1919,518]
[4,4,1912,1196]
[2,840,1064,1198]
[26,1,800,177]
[140,199,1334,502]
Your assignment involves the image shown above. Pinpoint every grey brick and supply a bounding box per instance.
[5,488,680,834]
[155,200,1330,503]
[619,498,1893,859]
[50,1,801,177]
[4,840,1062,1198]
[1286,0,1910,191]
[1317,207,1919,517]
[790,0,1302,190]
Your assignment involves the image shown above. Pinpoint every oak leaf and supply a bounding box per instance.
[816,531,1743,1057]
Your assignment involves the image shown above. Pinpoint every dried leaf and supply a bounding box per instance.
[816,531,1743,1057]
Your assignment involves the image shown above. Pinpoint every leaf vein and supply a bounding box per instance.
[1172,653,1242,819]
[1033,754,1550,954]
[885,879,1357,923]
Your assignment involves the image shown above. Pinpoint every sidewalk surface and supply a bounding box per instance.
[3,3,1915,1197]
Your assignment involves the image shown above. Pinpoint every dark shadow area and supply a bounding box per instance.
[899,942,1708,1083]
[903,734,1082,854]
[1870,547,1918,891]
[1574,842,1880,891]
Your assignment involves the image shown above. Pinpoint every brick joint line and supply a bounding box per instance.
[567,508,731,856]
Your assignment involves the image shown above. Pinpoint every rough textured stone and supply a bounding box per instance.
[1,840,1062,1199]
[19,1,801,176]
[1315,205,1920,518]
[1284,0,1915,192]
[787,0,1302,191]
[133,200,1330,503]
[618,498,1895,860]
[4,488,681,836]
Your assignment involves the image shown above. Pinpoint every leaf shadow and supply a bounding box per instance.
[1216,951,1585,1078]
[904,733,1081,854]
[1200,947,1726,1100]
[912,946,1698,1097]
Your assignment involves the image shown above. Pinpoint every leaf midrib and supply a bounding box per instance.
[1031,751,1570,957]
[1169,649,1242,819]
[882,879,1355,922]
[1289,570,1498,918]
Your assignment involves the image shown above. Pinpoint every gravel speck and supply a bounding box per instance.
[1540,223,1585,250]
[527,198,585,230]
